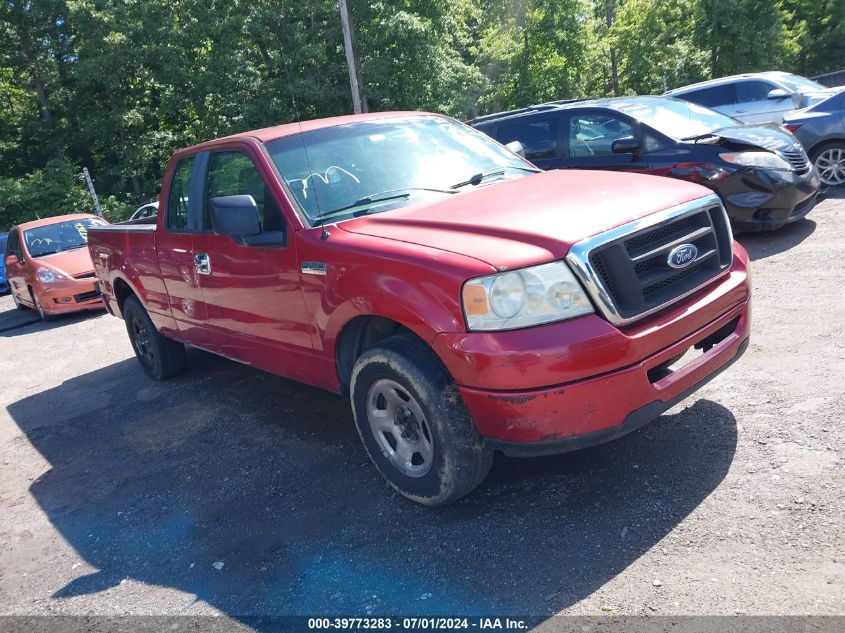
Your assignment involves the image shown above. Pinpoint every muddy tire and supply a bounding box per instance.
[350,335,493,506]
[123,295,186,380]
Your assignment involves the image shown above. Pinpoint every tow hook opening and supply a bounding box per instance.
[647,316,741,384]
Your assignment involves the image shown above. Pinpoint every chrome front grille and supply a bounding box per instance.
[566,195,733,326]
[780,147,811,174]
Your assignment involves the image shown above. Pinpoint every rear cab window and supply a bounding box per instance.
[166,156,196,231]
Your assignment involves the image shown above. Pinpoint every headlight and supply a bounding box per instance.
[719,151,792,171]
[37,267,63,283]
[462,261,594,331]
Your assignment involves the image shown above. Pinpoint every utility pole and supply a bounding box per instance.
[605,0,619,96]
[82,167,104,218]
[339,0,363,114]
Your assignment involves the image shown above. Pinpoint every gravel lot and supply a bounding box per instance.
[0,192,843,623]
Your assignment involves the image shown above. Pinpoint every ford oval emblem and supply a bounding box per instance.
[667,243,698,269]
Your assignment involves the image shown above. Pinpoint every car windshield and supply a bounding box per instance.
[614,98,739,140]
[23,218,105,258]
[776,73,826,93]
[264,115,536,223]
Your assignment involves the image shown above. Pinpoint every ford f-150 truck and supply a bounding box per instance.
[88,112,751,506]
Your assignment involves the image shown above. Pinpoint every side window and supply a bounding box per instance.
[567,114,634,157]
[205,151,282,232]
[5,229,20,260]
[735,80,775,103]
[644,134,664,153]
[497,119,559,160]
[12,230,23,259]
[167,156,196,231]
[684,84,736,108]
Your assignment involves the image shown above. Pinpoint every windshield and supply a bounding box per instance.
[23,218,105,258]
[776,73,826,93]
[614,98,739,140]
[264,115,535,223]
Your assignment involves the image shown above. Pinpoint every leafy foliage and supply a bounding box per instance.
[0,0,842,230]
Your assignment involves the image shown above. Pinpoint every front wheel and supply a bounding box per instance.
[123,295,186,380]
[350,335,493,506]
[31,290,55,322]
[812,142,845,187]
[13,291,30,312]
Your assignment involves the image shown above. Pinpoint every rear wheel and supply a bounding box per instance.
[123,295,186,380]
[812,142,845,187]
[350,335,493,506]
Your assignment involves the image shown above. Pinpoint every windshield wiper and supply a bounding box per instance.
[313,187,457,225]
[449,165,539,190]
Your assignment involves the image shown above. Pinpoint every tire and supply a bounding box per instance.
[123,295,186,380]
[30,289,55,322]
[13,291,30,311]
[811,142,845,187]
[350,335,493,507]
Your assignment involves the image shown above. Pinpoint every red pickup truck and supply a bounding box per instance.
[88,112,751,506]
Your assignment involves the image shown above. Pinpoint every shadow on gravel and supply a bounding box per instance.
[0,306,104,336]
[738,218,816,261]
[7,352,737,619]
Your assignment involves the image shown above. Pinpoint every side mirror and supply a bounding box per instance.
[611,136,641,154]
[505,140,526,158]
[791,92,807,109]
[208,195,286,247]
[4,254,19,268]
[209,195,261,238]
[767,88,790,100]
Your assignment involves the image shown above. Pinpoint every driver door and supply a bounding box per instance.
[561,111,650,172]
[190,146,313,368]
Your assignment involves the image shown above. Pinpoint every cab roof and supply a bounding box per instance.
[184,111,435,152]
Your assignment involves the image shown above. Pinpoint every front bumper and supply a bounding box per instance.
[34,278,104,315]
[433,249,751,452]
[719,166,820,232]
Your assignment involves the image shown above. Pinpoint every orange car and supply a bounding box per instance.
[3,214,107,321]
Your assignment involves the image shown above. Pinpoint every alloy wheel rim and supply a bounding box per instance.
[815,148,845,186]
[131,315,155,367]
[366,378,433,478]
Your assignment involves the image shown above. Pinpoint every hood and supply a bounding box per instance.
[699,122,801,153]
[34,247,96,276]
[338,170,712,271]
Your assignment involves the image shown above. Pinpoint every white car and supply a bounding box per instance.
[664,71,844,125]
[128,201,158,221]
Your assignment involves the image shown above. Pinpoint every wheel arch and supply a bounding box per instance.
[807,137,845,159]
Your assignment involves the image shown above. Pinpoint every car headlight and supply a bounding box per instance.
[37,267,63,283]
[462,261,594,331]
[719,151,792,171]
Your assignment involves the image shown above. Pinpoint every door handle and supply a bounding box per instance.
[194,252,212,275]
